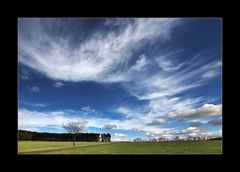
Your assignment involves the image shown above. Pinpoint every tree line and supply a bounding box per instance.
[18,130,111,142]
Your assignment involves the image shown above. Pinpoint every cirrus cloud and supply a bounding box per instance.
[19,18,181,83]
[18,19,222,141]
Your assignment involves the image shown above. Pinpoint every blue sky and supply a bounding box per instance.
[18,18,222,141]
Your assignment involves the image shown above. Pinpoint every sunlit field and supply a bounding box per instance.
[18,140,222,154]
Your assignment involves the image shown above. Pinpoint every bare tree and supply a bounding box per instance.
[62,121,87,146]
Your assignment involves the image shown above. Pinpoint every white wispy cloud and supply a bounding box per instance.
[111,133,129,141]
[29,86,40,92]
[202,61,222,79]
[146,126,222,139]
[132,128,145,132]
[115,96,208,133]
[18,108,168,135]
[19,69,32,80]
[202,70,218,79]
[147,118,167,126]
[116,106,147,119]
[19,19,220,109]
[19,18,181,83]
[54,81,65,88]
[81,106,95,114]
[147,97,204,115]
[168,104,222,120]
[185,127,199,133]
[146,128,176,140]
[155,50,185,72]
[20,75,32,80]
[18,107,222,139]
[180,127,222,138]
[208,118,222,126]
[20,101,48,108]
[131,54,149,71]
[213,61,222,68]
[127,53,211,101]
[18,109,66,130]
[112,133,128,137]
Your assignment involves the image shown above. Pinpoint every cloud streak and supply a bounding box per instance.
[208,118,222,126]
[54,82,65,88]
[20,101,47,108]
[81,106,95,114]
[202,61,222,79]
[168,104,222,120]
[147,118,167,126]
[19,18,181,83]
[103,124,117,129]
[29,86,40,92]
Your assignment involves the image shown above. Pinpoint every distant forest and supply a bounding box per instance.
[208,137,222,140]
[18,130,111,142]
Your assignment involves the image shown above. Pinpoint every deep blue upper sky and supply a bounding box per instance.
[18,18,222,141]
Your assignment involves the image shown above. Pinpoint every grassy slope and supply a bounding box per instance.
[18,141,109,153]
[18,140,222,154]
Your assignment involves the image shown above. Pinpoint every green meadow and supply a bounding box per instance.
[18,140,222,154]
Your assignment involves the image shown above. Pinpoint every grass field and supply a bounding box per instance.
[18,140,222,154]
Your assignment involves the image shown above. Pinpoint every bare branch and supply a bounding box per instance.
[62,120,87,134]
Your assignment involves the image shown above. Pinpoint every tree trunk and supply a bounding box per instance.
[73,135,75,147]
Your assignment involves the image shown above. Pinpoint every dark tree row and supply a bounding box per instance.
[18,130,111,142]
[208,137,222,140]
[100,133,111,142]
